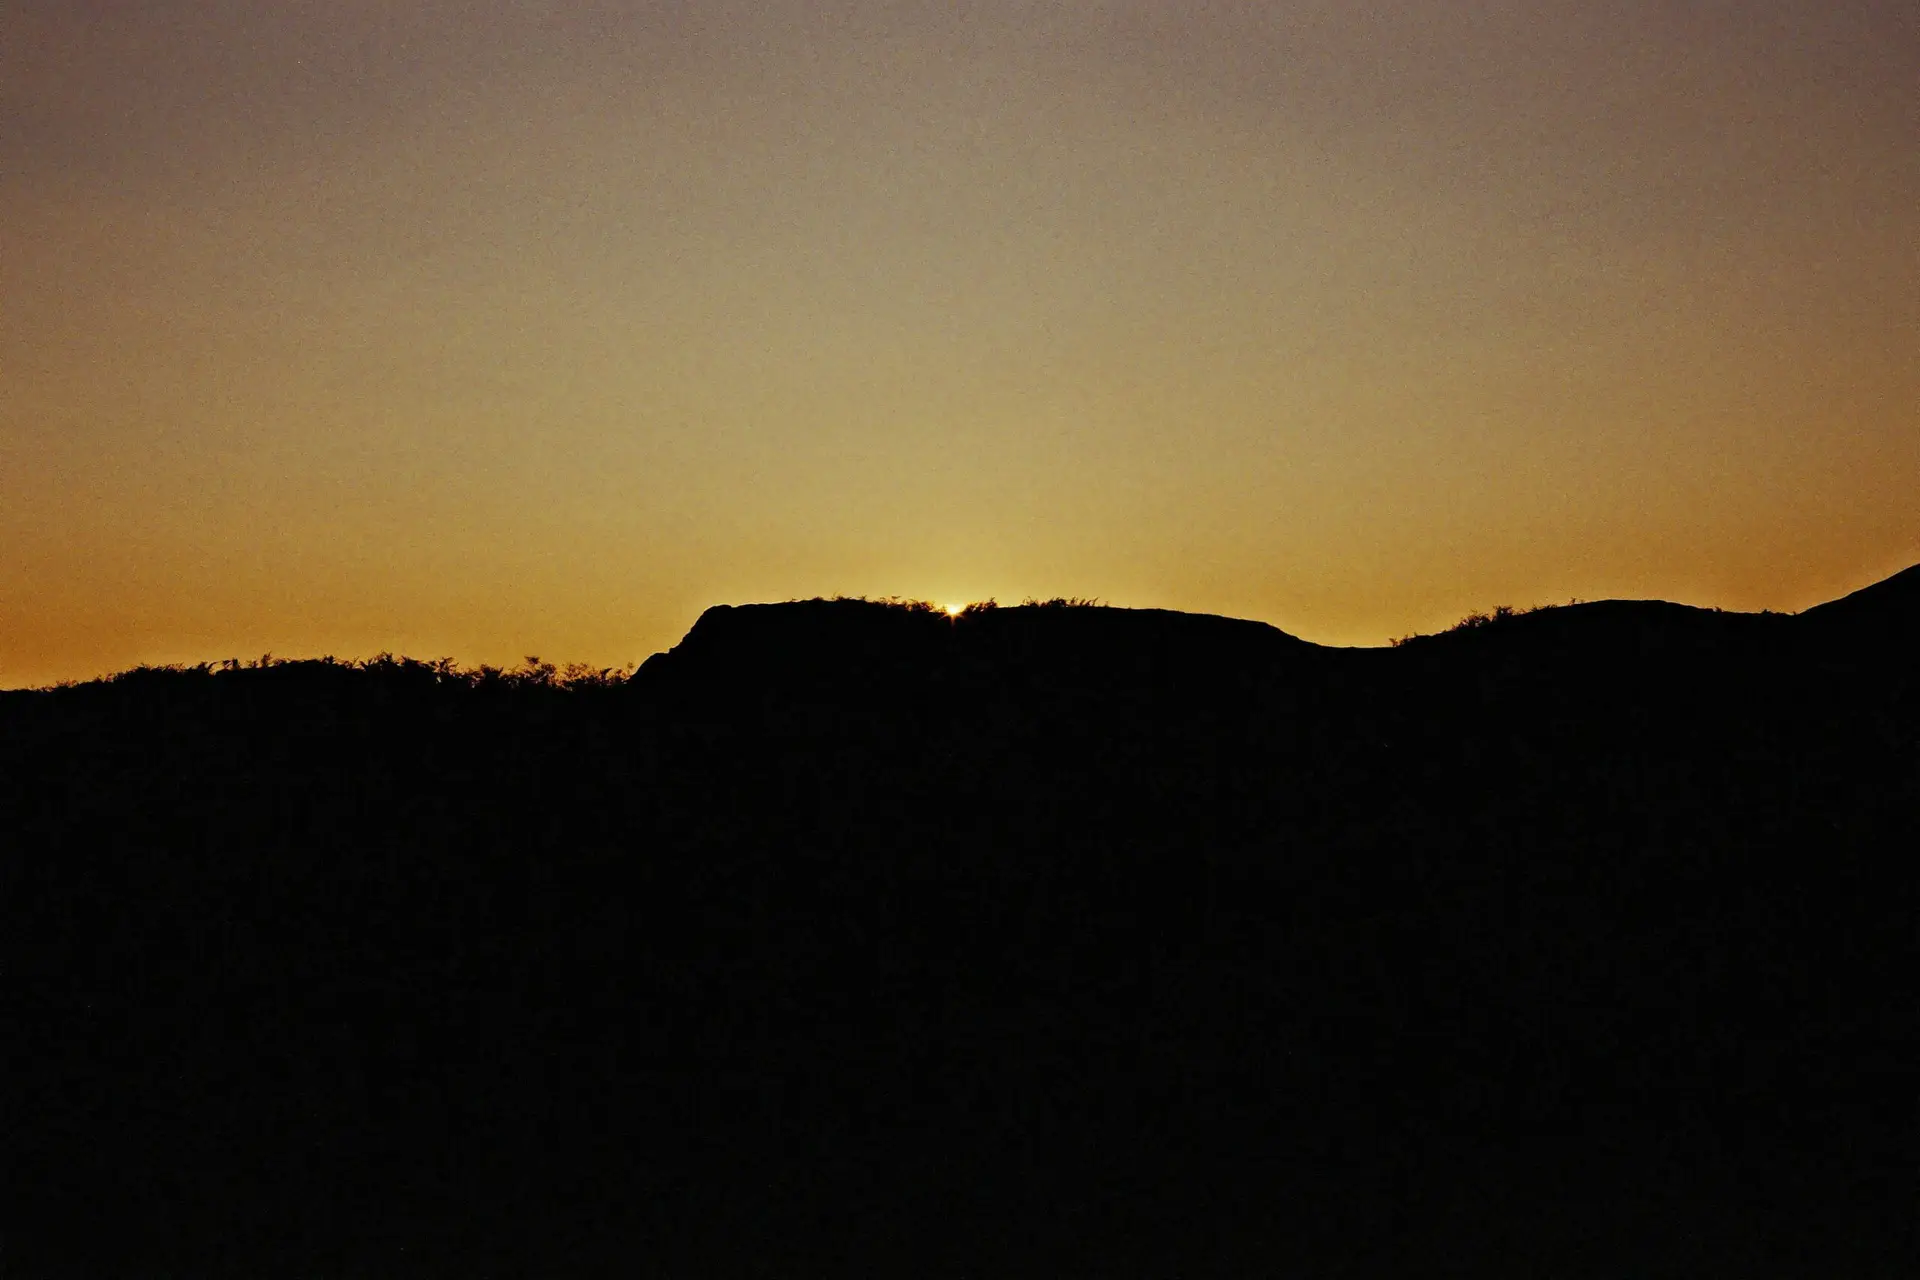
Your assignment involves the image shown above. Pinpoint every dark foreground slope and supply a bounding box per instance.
[3,579,1916,1277]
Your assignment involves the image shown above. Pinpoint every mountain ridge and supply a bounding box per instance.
[1,563,1914,1277]
[632,562,1918,687]
[5,563,1913,696]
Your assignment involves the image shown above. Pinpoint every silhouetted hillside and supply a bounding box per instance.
[1798,562,1920,649]
[3,573,1916,1277]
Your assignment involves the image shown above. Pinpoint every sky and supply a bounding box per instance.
[4,0,1916,686]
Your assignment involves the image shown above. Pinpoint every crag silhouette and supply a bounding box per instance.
[4,571,1916,1276]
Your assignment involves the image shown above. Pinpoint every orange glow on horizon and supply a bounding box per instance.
[3,2,1915,689]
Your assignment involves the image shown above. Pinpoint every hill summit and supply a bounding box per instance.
[2,566,1915,1277]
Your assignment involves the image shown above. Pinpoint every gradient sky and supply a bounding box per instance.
[4,0,1916,686]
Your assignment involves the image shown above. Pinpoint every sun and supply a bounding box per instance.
[944,603,965,617]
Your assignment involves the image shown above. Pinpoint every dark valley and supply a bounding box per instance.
[4,569,1917,1276]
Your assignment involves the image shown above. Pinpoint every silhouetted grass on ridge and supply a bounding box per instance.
[12,651,638,696]
[2,566,1915,1276]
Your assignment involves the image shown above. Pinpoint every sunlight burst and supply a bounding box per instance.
[945,603,964,617]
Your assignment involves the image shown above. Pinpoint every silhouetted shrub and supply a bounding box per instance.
[4,570,1916,1278]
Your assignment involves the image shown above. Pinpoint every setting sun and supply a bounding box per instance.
[2,1,1910,1270]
